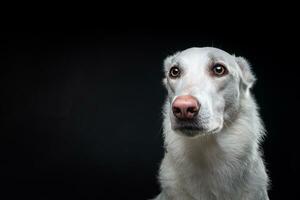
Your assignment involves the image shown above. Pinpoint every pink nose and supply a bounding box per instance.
[172,95,200,120]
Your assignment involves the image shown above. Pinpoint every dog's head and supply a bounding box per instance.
[163,47,256,137]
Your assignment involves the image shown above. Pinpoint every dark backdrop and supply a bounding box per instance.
[1,22,299,199]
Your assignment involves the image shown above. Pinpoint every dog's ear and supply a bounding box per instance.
[235,56,256,89]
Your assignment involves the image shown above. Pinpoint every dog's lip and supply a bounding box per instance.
[207,127,220,133]
[172,122,222,136]
[174,125,202,131]
[172,119,201,130]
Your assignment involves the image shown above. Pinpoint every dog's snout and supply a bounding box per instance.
[172,95,200,120]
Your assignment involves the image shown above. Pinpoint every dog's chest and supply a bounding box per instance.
[165,140,246,200]
[180,166,241,200]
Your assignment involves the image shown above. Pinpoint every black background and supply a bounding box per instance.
[1,16,299,199]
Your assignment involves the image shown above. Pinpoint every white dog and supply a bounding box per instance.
[154,47,269,200]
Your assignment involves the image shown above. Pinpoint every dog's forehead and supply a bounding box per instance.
[177,47,235,66]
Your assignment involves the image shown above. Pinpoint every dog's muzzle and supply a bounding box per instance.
[171,95,203,136]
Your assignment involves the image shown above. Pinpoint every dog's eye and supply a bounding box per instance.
[169,66,181,78]
[212,64,228,77]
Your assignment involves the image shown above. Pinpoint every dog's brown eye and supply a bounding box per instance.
[169,66,181,78]
[212,64,228,77]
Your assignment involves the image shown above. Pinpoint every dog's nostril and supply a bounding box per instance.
[187,107,198,114]
[173,107,181,114]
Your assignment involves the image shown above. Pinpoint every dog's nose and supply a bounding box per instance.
[172,95,200,120]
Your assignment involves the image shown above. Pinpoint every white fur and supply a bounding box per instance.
[154,47,269,200]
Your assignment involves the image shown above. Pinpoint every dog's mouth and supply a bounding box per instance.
[172,119,221,137]
[172,119,204,136]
